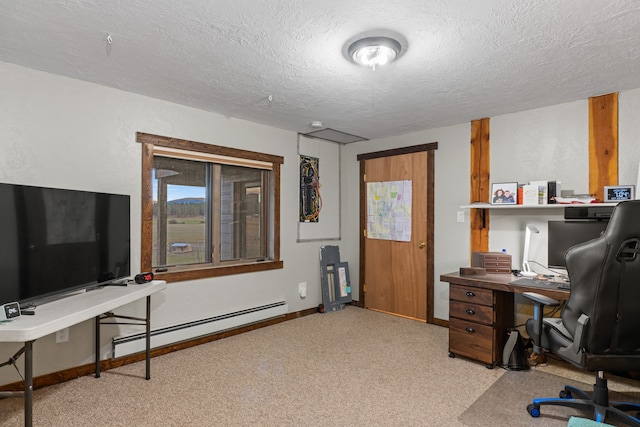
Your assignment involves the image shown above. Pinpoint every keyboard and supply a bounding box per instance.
[510,277,570,290]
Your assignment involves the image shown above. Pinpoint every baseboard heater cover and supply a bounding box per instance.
[112,301,288,358]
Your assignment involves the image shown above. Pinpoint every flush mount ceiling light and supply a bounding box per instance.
[347,36,402,71]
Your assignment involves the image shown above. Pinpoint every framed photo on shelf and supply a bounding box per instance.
[491,182,518,205]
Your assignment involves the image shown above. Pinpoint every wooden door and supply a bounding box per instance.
[360,147,434,322]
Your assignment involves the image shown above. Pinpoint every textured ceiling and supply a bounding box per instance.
[1,0,640,141]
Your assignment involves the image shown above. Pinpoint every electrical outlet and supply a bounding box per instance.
[56,328,69,343]
[299,282,307,298]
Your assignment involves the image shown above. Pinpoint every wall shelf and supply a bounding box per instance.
[461,203,616,228]
[462,203,561,209]
[461,203,614,209]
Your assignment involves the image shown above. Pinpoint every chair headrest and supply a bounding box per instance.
[604,200,640,245]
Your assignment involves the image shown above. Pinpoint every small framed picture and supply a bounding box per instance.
[491,182,518,205]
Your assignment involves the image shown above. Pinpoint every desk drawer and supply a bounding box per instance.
[481,260,511,268]
[472,252,511,263]
[450,300,493,324]
[449,318,493,364]
[450,284,493,306]
[478,255,509,262]
[484,267,512,274]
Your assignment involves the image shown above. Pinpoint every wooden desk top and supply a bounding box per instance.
[440,272,570,301]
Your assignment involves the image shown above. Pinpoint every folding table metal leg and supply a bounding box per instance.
[95,315,101,378]
[94,296,153,380]
[24,340,33,427]
[145,295,151,380]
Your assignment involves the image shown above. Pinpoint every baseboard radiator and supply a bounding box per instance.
[111,301,288,358]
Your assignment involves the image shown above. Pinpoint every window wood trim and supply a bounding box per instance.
[137,132,283,165]
[137,132,283,282]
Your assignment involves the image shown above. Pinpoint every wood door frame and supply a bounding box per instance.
[356,142,438,324]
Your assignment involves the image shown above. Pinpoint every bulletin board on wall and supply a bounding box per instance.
[297,134,340,241]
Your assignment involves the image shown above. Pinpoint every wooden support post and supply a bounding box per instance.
[589,93,618,201]
[470,118,490,256]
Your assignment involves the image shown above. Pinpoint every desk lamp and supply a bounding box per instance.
[521,224,540,277]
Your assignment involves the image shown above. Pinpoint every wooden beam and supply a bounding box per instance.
[470,118,490,255]
[589,93,618,200]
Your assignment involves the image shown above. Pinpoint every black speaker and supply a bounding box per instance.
[134,272,154,284]
[502,329,529,371]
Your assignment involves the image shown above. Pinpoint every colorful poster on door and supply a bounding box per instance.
[366,180,412,241]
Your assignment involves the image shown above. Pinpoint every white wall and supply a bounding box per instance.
[490,100,589,193]
[488,94,640,327]
[2,58,640,385]
[342,92,640,323]
[489,94,640,274]
[297,135,341,240]
[0,61,341,385]
[619,88,640,186]
[488,100,589,271]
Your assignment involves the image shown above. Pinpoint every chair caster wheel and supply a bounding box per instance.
[527,403,541,418]
[559,390,572,399]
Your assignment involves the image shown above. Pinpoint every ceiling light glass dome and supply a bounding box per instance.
[347,36,402,71]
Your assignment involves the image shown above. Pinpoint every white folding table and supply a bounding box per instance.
[0,280,167,426]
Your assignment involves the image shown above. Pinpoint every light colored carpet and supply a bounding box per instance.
[459,368,640,427]
[0,306,503,426]
[1,306,637,426]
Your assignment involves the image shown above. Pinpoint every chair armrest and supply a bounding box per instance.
[522,292,561,307]
[524,292,562,355]
[557,313,589,366]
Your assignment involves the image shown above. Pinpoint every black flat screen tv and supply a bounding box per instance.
[0,182,130,306]
[547,220,608,269]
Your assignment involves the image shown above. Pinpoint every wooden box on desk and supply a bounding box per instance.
[471,252,512,274]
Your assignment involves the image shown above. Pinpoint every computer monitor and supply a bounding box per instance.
[547,220,609,268]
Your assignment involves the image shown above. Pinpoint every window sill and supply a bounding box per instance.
[151,260,284,283]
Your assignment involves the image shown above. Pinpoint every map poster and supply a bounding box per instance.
[366,180,412,242]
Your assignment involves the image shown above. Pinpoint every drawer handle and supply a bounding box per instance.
[465,291,475,297]
[465,327,475,333]
[465,309,475,315]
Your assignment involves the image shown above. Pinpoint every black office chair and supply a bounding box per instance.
[524,200,640,426]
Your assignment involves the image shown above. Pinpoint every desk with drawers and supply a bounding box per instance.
[440,272,570,368]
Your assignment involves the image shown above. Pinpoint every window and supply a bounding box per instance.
[137,132,283,282]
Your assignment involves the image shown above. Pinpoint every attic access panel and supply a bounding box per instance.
[302,128,368,144]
